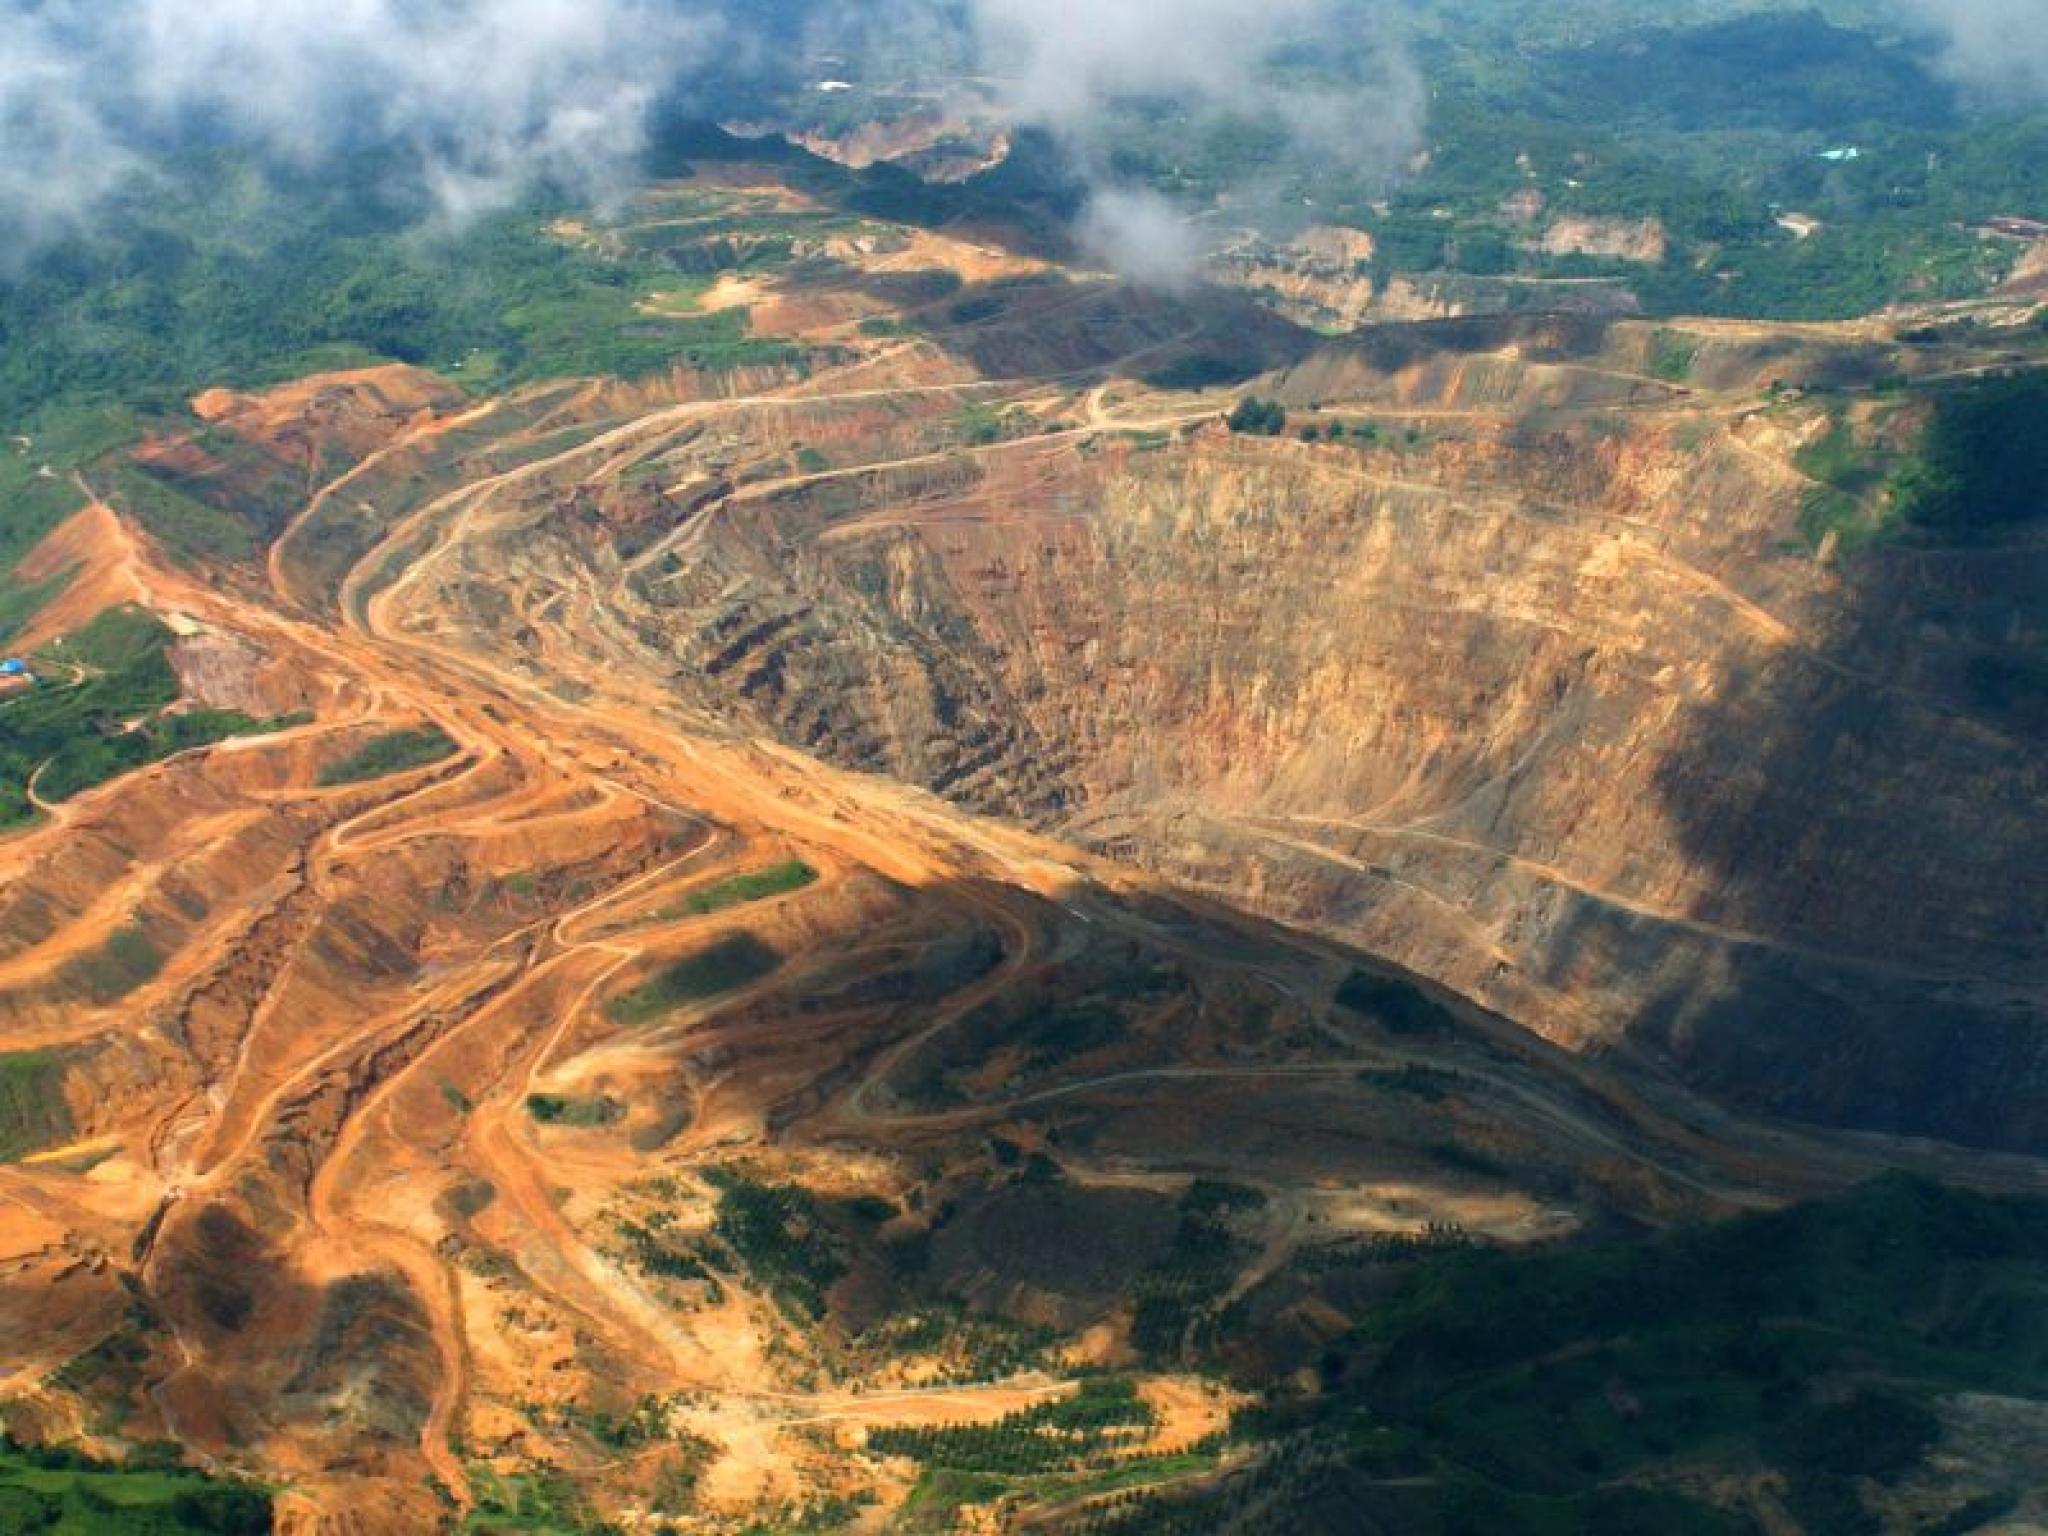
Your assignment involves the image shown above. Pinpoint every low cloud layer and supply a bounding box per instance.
[0,0,711,248]
[1908,0,2048,102]
[1,18,139,253]
[1073,187,1210,293]
[970,0,1423,282]
[5,1,2042,287]
[0,0,1421,284]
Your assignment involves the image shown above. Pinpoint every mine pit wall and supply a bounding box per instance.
[577,399,2046,1154]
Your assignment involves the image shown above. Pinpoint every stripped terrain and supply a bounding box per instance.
[1,164,2043,1533]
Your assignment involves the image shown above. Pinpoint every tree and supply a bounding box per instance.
[1227,397,1286,435]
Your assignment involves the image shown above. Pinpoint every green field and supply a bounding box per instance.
[316,726,459,787]
[526,1094,625,1129]
[607,934,782,1025]
[0,1444,270,1533]
[0,1051,73,1162]
[0,607,303,828]
[674,859,817,916]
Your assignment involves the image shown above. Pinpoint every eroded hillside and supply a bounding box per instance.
[1,162,2044,1534]
[430,297,2048,1153]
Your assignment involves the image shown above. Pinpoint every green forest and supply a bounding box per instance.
[0,607,302,828]
[0,1442,270,1534]
[1094,5,2048,320]
[0,144,800,439]
[1084,1174,2048,1535]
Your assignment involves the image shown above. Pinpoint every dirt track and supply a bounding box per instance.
[3,305,2042,1530]
[0,359,1169,1523]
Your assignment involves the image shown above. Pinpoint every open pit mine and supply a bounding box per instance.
[1,159,2044,1534]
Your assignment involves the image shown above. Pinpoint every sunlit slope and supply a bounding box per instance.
[0,159,2041,1534]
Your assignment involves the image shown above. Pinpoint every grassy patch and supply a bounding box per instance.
[0,1051,73,1162]
[1789,405,1931,552]
[461,1462,607,1534]
[0,408,117,625]
[500,286,800,380]
[1798,483,1869,550]
[0,1444,270,1533]
[0,566,73,651]
[525,1094,624,1128]
[675,859,817,916]
[956,403,1006,447]
[316,726,458,787]
[1,606,297,827]
[1649,329,1698,383]
[609,934,781,1025]
[898,1468,1011,1534]
[1798,410,1882,483]
[103,461,253,564]
[638,278,714,317]
[58,924,164,1005]
[1894,373,2048,539]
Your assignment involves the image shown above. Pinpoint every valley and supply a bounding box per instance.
[0,159,2043,1534]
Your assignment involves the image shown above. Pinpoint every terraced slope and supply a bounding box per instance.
[520,312,2047,1152]
[0,164,2042,1534]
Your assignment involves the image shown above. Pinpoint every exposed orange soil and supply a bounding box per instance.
[869,227,1051,286]
[2,291,2041,1534]
[191,363,460,446]
[0,361,1136,1521]
[7,500,150,653]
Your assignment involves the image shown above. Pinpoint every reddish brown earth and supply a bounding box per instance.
[0,173,2043,1530]
[495,308,2048,1155]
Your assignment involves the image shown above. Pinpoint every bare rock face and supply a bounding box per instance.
[599,320,2047,1152]
[1208,227,1386,332]
[1535,215,1670,265]
[7,247,2042,1521]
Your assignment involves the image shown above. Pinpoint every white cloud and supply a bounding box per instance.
[965,0,1422,286]
[0,0,714,244]
[0,0,1424,287]
[1907,0,2048,102]
[0,18,138,251]
[1074,186,1207,291]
